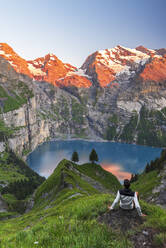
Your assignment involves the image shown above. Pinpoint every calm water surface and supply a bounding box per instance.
[27,140,162,181]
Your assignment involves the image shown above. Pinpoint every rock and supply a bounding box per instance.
[0,194,8,212]
[151,167,166,207]
[98,208,143,232]
[98,209,158,248]
[0,142,5,153]
[142,230,149,236]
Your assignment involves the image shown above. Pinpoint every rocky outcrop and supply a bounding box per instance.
[140,56,166,82]
[0,142,5,152]
[61,162,114,194]
[98,209,157,248]
[150,166,166,208]
[0,194,8,212]
[1,96,50,156]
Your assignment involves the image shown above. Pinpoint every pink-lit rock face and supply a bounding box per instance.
[1,43,166,88]
[135,45,156,56]
[101,163,131,181]
[0,43,32,77]
[140,56,166,82]
[27,54,76,84]
[81,45,154,87]
[0,43,91,87]
[55,74,92,88]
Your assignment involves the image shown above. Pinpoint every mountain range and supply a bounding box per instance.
[0,43,166,157]
[1,43,166,87]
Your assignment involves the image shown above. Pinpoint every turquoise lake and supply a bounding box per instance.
[27,140,162,181]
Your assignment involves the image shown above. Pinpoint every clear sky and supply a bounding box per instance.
[0,0,166,67]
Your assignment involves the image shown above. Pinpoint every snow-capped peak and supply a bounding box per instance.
[95,45,153,77]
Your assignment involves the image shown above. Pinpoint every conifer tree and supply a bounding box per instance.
[130,173,138,183]
[130,174,134,183]
[71,151,79,163]
[89,149,98,164]
[145,163,150,173]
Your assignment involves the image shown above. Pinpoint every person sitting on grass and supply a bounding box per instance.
[108,179,146,217]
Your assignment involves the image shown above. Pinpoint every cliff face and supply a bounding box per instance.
[3,97,49,155]
[0,57,50,156]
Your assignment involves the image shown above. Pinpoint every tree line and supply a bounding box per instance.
[1,178,41,200]
[130,149,166,183]
[71,148,99,164]
[144,149,166,173]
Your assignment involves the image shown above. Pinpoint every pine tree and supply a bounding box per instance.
[130,174,135,183]
[71,151,79,163]
[145,163,150,173]
[130,173,138,183]
[134,174,138,181]
[89,149,98,164]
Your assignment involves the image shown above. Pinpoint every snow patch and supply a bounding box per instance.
[64,64,76,71]
[148,48,156,53]
[33,61,39,66]
[0,50,11,58]
[154,55,162,58]
[66,68,91,78]
[4,54,11,58]
[0,50,5,55]
[50,56,55,61]
[28,63,46,76]
[8,61,17,67]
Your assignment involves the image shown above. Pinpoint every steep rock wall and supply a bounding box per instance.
[0,96,49,156]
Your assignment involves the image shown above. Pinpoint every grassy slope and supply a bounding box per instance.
[0,150,44,185]
[0,159,165,247]
[34,159,121,209]
[131,170,161,199]
[0,119,14,142]
[0,193,165,247]
[0,150,45,214]
[131,150,166,200]
[77,162,121,192]
[0,80,34,114]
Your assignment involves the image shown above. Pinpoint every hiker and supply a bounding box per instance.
[108,179,146,217]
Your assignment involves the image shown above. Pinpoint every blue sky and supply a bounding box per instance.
[0,0,165,66]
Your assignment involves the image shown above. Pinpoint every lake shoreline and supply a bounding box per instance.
[27,139,162,181]
[25,137,163,161]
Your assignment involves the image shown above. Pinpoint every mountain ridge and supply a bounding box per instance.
[0,156,166,247]
[33,159,121,210]
[1,43,166,88]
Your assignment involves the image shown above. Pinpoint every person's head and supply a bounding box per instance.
[123,179,130,189]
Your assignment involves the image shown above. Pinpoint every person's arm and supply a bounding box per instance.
[108,191,120,210]
[133,192,142,216]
